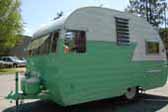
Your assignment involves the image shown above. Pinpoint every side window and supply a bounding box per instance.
[146,42,159,54]
[64,30,86,53]
[115,17,130,45]
[7,58,12,62]
[2,58,5,61]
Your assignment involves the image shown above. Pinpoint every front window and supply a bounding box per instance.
[64,30,86,53]
[146,42,159,54]
[28,31,59,56]
[51,32,59,52]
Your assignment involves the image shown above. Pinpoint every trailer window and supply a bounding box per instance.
[115,17,130,45]
[28,32,59,56]
[27,34,50,56]
[146,42,159,54]
[64,30,86,53]
[51,32,59,52]
[39,32,59,54]
[38,36,51,55]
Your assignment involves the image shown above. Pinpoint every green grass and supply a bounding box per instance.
[0,68,26,75]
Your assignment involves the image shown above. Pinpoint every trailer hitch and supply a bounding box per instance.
[6,72,23,112]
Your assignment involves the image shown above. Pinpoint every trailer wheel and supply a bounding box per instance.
[125,87,137,100]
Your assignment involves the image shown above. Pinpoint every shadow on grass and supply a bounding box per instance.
[3,94,168,112]
[0,68,15,72]
[0,67,25,75]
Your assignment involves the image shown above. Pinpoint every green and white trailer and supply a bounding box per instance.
[7,7,168,107]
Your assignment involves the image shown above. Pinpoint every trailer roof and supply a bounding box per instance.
[33,7,130,38]
[33,15,67,38]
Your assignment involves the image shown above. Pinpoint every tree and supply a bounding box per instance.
[125,0,167,27]
[160,28,168,46]
[0,0,23,54]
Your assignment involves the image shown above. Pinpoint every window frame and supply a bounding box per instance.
[50,31,59,53]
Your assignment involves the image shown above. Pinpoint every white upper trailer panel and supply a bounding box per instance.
[32,7,166,61]
[33,7,160,42]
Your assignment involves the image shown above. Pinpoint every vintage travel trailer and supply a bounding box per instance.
[7,7,167,107]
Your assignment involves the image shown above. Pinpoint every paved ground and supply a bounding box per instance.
[0,74,168,112]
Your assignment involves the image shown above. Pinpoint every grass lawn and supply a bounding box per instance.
[0,68,26,75]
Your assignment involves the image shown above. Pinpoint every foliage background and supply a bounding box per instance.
[0,0,23,55]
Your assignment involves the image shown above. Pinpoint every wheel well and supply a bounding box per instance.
[127,86,144,92]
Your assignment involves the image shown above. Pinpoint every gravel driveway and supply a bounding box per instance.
[0,74,168,112]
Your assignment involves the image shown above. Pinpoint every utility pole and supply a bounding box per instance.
[164,3,167,29]
[149,0,152,24]
[146,0,149,22]
[164,8,166,29]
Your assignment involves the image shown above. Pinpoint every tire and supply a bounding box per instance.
[125,87,137,100]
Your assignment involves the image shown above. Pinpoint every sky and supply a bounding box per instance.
[21,0,129,36]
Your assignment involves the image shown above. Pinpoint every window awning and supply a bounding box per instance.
[27,34,49,50]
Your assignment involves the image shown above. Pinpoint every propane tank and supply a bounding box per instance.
[21,77,40,95]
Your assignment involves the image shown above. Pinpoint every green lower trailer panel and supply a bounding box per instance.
[7,41,168,106]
